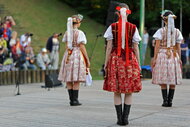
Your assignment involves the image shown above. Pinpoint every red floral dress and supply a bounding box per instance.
[103,22,142,93]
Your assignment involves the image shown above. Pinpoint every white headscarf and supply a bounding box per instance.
[120,8,127,49]
[67,17,73,50]
[167,14,176,47]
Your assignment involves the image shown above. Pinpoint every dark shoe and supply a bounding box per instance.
[115,104,124,126]
[68,89,73,106]
[122,104,131,125]
[168,89,175,107]
[161,89,168,107]
[71,90,82,106]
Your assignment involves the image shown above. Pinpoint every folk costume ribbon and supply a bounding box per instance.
[116,6,131,66]
[67,17,73,50]
[66,17,73,63]
[167,14,176,48]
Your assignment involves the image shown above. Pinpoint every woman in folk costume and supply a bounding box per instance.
[58,14,90,106]
[103,3,142,126]
[152,10,183,107]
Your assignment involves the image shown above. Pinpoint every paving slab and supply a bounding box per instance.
[0,80,189,127]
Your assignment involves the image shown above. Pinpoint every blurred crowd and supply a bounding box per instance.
[0,16,61,72]
[1,15,190,72]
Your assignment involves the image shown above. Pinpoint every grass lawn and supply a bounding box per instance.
[0,0,105,79]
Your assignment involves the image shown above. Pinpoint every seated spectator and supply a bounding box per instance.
[11,38,23,62]
[0,45,15,72]
[0,35,7,50]
[181,40,188,66]
[37,48,51,70]
[4,16,16,29]
[0,46,7,65]
[19,47,36,70]
[20,33,33,48]
[0,23,11,42]
[9,31,17,47]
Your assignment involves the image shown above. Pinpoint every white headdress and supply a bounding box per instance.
[66,14,83,50]
[167,14,176,47]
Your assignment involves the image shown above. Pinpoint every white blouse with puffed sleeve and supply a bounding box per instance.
[104,25,142,44]
[77,30,87,44]
[153,28,183,43]
[62,30,87,44]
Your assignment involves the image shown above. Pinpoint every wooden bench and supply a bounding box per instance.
[0,69,59,85]
[0,67,189,85]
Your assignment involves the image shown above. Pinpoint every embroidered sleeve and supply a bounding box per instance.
[132,28,142,44]
[77,30,87,44]
[176,29,183,43]
[104,25,113,41]
[153,28,162,40]
[62,32,67,42]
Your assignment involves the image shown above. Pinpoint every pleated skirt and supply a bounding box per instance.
[58,47,86,82]
[103,50,142,93]
[152,49,182,85]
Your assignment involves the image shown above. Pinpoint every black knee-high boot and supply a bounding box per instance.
[161,89,168,107]
[168,89,175,107]
[122,104,131,125]
[68,89,73,106]
[115,104,123,125]
[72,90,82,106]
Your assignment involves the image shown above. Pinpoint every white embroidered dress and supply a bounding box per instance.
[152,27,183,85]
[58,29,87,82]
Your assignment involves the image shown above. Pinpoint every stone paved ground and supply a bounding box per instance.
[0,80,190,127]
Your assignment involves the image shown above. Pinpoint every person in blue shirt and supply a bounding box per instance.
[181,39,188,66]
[185,33,190,64]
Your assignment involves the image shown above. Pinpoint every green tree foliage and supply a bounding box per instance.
[60,0,190,37]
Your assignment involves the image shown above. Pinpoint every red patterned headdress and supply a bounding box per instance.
[116,6,131,14]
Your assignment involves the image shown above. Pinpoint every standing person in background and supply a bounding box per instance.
[142,27,149,64]
[58,14,90,106]
[148,28,158,60]
[152,10,183,107]
[181,39,188,66]
[46,33,61,70]
[103,3,142,126]
[186,33,190,64]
